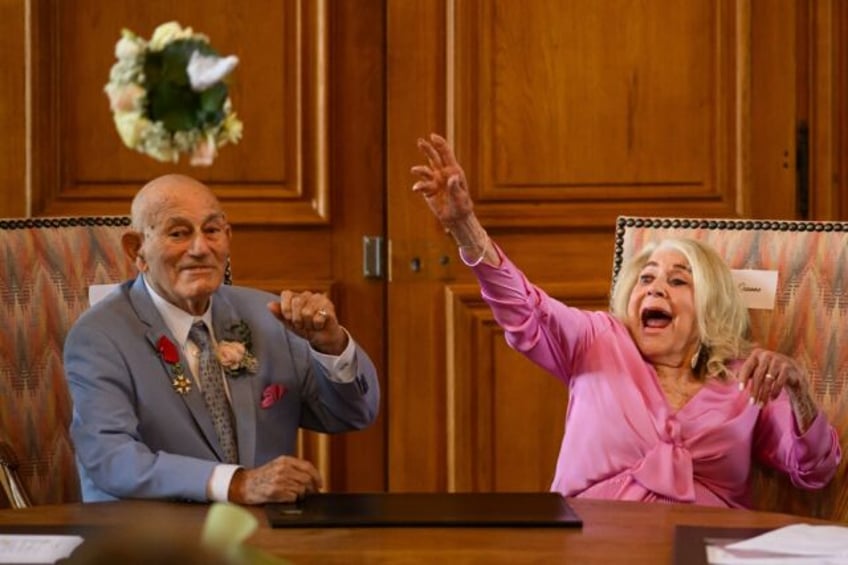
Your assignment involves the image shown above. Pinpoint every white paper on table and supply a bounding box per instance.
[0,534,84,564]
[706,524,848,564]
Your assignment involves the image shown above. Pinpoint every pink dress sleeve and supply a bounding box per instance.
[471,243,612,384]
[753,395,841,489]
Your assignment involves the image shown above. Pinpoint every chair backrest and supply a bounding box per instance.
[0,216,136,507]
[612,216,848,519]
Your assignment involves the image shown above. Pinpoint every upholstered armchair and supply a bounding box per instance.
[0,216,136,507]
[613,217,848,520]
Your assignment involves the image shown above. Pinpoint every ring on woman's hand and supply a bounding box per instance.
[317,309,328,317]
[764,373,774,380]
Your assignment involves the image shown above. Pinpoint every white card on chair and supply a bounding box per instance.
[88,284,119,307]
[730,269,779,310]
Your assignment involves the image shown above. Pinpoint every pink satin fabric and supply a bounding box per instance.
[472,245,840,508]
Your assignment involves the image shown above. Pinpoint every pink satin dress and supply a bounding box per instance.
[471,246,840,508]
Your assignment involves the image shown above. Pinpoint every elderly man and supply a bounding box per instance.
[64,174,379,504]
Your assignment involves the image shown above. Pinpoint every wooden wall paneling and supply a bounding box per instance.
[324,0,386,492]
[809,0,846,220]
[841,0,848,220]
[387,0,451,492]
[445,284,493,492]
[494,231,620,284]
[29,0,60,218]
[749,0,797,220]
[39,0,328,225]
[453,0,745,228]
[0,0,27,218]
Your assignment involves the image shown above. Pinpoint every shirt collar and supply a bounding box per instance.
[142,275,215,347]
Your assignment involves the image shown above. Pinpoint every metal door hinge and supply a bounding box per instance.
[362,236,385,279]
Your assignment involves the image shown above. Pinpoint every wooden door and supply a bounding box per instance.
[385,0,842,492]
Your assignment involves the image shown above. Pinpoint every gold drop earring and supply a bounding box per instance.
[690,344,702,370]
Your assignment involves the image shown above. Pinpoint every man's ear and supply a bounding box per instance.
[121,232,145,270]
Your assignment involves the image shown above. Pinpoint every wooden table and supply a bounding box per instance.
[0,497,834,564]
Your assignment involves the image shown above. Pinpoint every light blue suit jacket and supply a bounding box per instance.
[64,275,379,502]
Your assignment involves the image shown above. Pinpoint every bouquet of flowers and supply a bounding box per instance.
[105,21,243,166]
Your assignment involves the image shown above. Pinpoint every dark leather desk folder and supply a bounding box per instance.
[266,492,583,528]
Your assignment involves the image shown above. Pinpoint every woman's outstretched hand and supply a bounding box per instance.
[411,133,474,229]
[411,133,498,267]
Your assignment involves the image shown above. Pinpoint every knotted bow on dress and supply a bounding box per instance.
[629,416,695,502]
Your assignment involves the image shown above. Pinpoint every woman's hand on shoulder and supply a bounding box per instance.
[737,347,810,407]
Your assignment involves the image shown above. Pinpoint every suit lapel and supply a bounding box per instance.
[212,289,258,466]
[129,276,226,461]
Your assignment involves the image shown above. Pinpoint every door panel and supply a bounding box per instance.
[454,0,742,228]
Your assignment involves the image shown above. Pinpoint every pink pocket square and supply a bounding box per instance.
[261,384,286,409]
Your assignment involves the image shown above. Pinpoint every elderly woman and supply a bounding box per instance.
[411,133,840,508]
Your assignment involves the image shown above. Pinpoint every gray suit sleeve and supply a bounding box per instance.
[284,330,381,434]
[65,322,217,502]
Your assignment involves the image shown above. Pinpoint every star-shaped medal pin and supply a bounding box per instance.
[172,374,192,395]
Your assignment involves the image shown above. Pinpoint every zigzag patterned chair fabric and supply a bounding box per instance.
[0,216,136,507]
[612,216,848,520]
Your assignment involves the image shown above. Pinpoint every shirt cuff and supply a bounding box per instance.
[310,327,357,383]
[209,464,241,502]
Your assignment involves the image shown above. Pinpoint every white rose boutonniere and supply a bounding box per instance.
[104,20,243,166]
[217,341,258,376]
[217,321,258,377]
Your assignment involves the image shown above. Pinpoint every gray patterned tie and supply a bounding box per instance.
[189,322,238,464]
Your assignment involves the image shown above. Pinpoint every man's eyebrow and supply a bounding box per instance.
[159,216,191,229]
[161,213,226,227]
[203,213,227,224]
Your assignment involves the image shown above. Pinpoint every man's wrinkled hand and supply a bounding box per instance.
[228,455,323,505]
[268,290,348,355]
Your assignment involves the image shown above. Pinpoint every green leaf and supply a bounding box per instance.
[197,83,228,126]
[140,39,225,133]
[148,81,200,132]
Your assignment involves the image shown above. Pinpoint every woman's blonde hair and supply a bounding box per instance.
[610,237,752,379]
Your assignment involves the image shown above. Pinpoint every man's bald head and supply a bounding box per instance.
[130,174,223,233]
